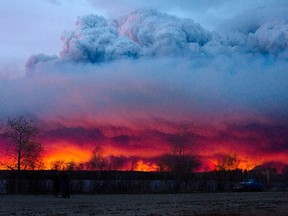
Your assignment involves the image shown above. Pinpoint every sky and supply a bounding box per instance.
[1,0,288,171]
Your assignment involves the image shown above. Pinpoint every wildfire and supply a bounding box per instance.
[134,160,159,172]
[42,142,91,169]
[2,138,288,172]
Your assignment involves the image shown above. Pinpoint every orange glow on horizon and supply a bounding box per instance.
[134,160,159,172]
[42,142,92,169]
[2,138,288,172]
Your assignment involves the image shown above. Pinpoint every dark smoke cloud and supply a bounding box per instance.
[25,54,59,76]
[41,127,105,145]
[247,20,288,55]
[26,9,212,71]
[60,14,140,63]
[26,9,288,74]
[223,5,288,34]
[115,10,211,55]
[5,10,288,129]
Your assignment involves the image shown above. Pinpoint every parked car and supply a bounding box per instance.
[233,179,263,192]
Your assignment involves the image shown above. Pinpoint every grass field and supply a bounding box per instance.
[1,192,288,216]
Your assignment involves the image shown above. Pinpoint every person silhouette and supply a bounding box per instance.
[53,171,60,197]
[61,173,70,198]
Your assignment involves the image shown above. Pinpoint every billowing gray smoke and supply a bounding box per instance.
[114,10,211,55]
[26,9,212,71]
[60,9,212,63]
[60,14,141,63]
[247,20,288,55]
[26,9,288,74]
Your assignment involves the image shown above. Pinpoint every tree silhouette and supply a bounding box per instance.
[50,160,77,171]
[88,145,107,170]
[216,152,240,171]
[0,116,43,171]
[157,123,200,173]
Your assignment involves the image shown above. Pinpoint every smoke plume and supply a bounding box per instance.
[1,9,288,171]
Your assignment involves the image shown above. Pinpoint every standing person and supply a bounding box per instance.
[61,173,70,198]
[53,171,60,197]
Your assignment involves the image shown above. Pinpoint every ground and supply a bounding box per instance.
[1,192,288,216]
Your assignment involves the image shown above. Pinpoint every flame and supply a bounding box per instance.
[134,160,158,172]
[208,156,264,171]
[1,132,288,172]
[42,142,91,169]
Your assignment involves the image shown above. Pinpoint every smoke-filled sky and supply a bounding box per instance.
[1,0,288,171]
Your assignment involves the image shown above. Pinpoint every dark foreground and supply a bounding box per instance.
[1,192,288,216]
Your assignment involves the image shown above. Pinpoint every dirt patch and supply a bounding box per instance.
[1,192,288,216]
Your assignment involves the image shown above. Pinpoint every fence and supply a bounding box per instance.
[0,170,287,194]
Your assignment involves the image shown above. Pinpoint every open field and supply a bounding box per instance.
[1,192,288,216]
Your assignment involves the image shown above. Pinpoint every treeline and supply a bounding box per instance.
[0,168,287,194]
[0,115,201,173]
[0,116,254,173]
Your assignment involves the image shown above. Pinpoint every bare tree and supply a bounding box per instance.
[157,123,200,173]
[0,116,43,171]
[88,145,107,170]
[50,160,66,170]
[216,152,240,171]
